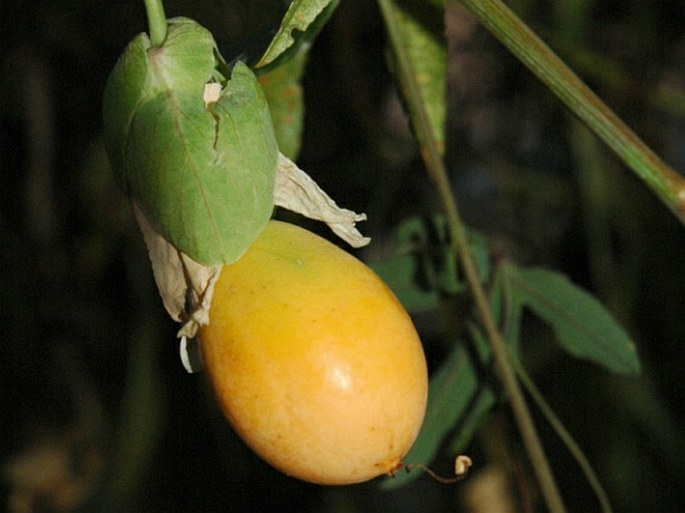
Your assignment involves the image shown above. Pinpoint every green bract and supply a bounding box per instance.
[103,17,278,265]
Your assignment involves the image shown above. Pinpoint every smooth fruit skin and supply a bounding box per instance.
[199,220,428,485]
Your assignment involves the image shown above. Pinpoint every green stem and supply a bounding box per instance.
[144,0,168,47]
[458,0,685,225]
[376,1,567,512]
[511,355,614,513]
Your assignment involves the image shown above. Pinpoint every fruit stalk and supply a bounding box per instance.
[144,0,167,47]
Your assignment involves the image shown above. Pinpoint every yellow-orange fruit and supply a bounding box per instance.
[199,220,428,485]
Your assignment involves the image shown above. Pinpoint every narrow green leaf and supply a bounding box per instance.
[371,216,442,312]
[259,49,307,160]
[448,324,501,452]
[505,263,641,374]
[256,0,339,68]
[448,388,495,453]
[258,0,338,158]
[383,0,447,154]
[492,264,614,511]
[490,263,524,353]
[382,262,535,489]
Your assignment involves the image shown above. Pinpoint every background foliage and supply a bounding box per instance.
[1,1,685,512]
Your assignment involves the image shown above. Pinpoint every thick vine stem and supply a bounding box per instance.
[376,0,567,512]
[435,137,568,513]
[458,0,685,225]
[144,0,168,47]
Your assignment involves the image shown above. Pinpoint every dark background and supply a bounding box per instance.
[2,1,685,512]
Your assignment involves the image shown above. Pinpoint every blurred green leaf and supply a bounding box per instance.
[259,46,307,160]
[373,216,490,311]
[448,325,501,452]
[257,0,339,68]
[396,216,463,295]
[103,18,278,265]
[373,252,441,312]
[258,0,340,159]
[383,318,516,489]
[382,341,495,489]
[490,263,524,353]
[371,216,455,312]
[382,0,447,155]
[504,263,641,374]
[448,386,495,454]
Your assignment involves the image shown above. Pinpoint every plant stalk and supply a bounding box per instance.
[377,1,567,511]
[144,0,168,47]
[511,354,614,513]
[436,128,568,513]
[458,0,685,225]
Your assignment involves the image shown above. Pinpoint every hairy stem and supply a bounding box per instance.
[458,0,685,224]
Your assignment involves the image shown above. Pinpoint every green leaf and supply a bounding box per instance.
[382,341,495,489]
[490,263,524,353]
[448,325,501,453]
[257,0,339,68]
[371,216,490,311]
[259,48,307,160]
[103,32,152,193]
[504,263,641,374]
[396,216,464,295]
[372,253,441,312]
[257,0,337,160]
[258,0,340,159]
[382,0,447,155]
[448,387,495,453]
[103,18,279,265]
[371,216,455,312]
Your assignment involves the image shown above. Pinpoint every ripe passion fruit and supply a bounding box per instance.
[199,220,428,485]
